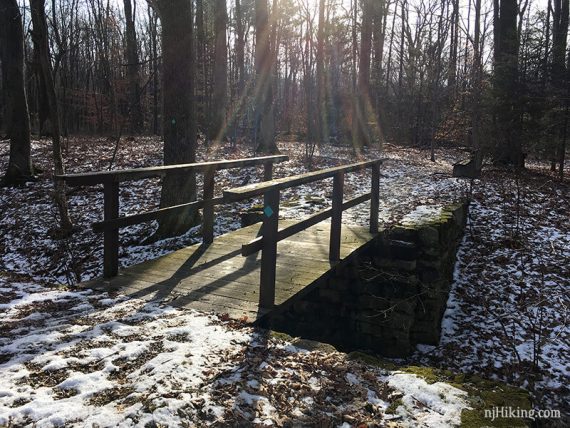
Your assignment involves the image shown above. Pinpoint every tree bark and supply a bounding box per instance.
[235,0,245,91]
[356,0,374,147]
[552,0,569,176]
[449,0,459,92]
[31,44,50,137]
[210,0,228,143]
[232,0,246,140]
[254,0,278,153]
[0,0,34,185]
[493,0,523,166]
[152,0,198,237]
[195,0,207,133]
[123,0,143,133]
[30,0,74,233]
[316,0,327,145]
[372,0,386,137]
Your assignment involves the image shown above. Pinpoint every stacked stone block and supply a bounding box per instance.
[265,202,469,358]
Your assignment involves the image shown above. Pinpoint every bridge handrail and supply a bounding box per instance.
[223,160,379,201]
[58,155,289,277]
[57,155,289,186]
[223,158,384,309]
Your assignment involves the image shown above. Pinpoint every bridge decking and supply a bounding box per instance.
[82,220,376,322]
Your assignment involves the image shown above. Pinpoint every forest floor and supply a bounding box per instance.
[0,136,568,426]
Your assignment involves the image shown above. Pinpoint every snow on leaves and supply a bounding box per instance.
[0,277,470,426]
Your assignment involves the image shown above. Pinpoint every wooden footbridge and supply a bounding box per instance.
[61,155,383,322]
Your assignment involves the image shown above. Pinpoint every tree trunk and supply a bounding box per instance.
[233,0,246,139]
[254,0,278,153]
[153,0,198,237]
[0,0,34,185]
[471,0,482,153]
[449,0,459,92]
[30,0,74,233]
[210,0,228,143]
[372,0,386,138]
[316,0,327,145]
[195,0,207,133]
[351,0,359,152]
[552,0,569,176]
[148,5,159,135]
[493,0,522,166]
[235,0,245,90]
[356,0,374,147]
[123,0,143,133]
[32,44,50,137]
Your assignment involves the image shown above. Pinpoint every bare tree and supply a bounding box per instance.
[552,0,569,178]
[210,0,229,143]
[254,0,278,153]
[0,0,34,185]
[494,0,523,166]
[316,0,327,145]
[355,0,374,148]
[30,0,74,234]
[123,0,143,133]
[151,0,198,237]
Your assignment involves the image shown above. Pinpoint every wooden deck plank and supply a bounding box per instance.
[83,220,376,321]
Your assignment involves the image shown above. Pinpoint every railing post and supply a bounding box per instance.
[263,162,273,181]
[329,171,344,261]
[202,167,216,244]
[103,180,119,278]
[259,187,279,309]
[370,162,380,234]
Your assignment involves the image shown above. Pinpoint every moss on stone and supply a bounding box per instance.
[346,351,398,371]
[291,338,337,353]
[347,351,531,427]
[385,398,403,414]
[400,365,442,384]
[270,331,295,342]
[270,331,338,352]
[400,203,465,229]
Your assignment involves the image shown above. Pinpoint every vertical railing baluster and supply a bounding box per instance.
[259,187,280,309]
[103,179,120,278]
[330,171,344,261]
[370,162,380,233]
[202,167,216,244]
[264,162,273,181]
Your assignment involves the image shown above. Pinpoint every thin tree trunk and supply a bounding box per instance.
[254,0,278,153]
[316,0,327,145]
[449,0,459,92]
[123,0,143,133]
[195,0,207,133]
[234,0,245,139]
[148,5,159,135]
[372,0,386,138]
[210,0,228,143]
[351,0,359,152]
[472,0,482,154]
[30,0,73,233]
[0,0,34,185]
[357,0,373,147]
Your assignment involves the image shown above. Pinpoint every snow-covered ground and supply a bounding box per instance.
[1,137,568,425]
[0,276,471,427]
[0,138,467,284]
[416,167,570,416]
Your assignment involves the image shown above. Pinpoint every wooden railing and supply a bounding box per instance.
[223,159,383,309]
[59,155,288,277]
